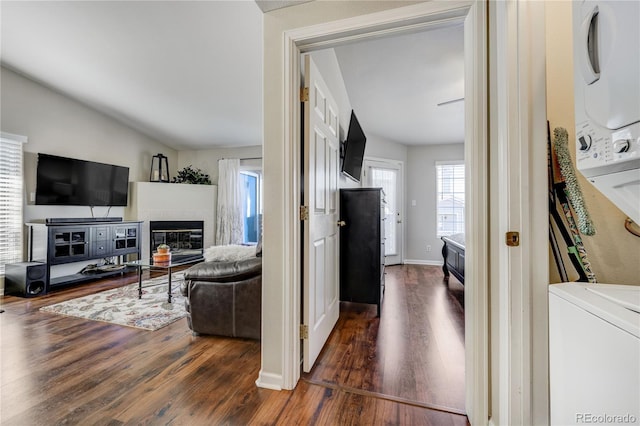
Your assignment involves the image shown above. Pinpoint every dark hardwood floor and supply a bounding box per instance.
[304,264,466,414]
[0,265,467,425]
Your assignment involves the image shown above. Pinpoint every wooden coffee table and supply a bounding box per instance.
[126,256,203,303]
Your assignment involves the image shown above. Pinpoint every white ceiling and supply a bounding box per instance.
[334,25,464,145]
[254,0,313,13]
[1,1,464,151]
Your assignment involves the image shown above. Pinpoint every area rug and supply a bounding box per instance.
[40,273,187,331]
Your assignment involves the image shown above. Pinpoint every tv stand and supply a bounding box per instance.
[27,219,142,292]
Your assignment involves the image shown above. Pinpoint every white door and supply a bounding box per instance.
[363,158,403,265]
[302,55,341,372]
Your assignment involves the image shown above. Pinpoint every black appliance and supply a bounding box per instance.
[341,110,367,182]
[35,154,129,206]
[4,262,48,297]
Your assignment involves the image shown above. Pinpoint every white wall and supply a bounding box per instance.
[0,66,178,223]
[365,134,408,163]
[178,145,262,185]
[405,143,464,263]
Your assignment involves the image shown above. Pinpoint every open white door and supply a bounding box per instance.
[302,55,341,372]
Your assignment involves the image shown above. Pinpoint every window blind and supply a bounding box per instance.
[0,134,25,278]
[436,162,465,237]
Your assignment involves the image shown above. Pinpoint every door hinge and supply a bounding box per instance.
[300,324,308,339]
[300,205,309,221]
[506,231,520,247]
[300,87,309,102]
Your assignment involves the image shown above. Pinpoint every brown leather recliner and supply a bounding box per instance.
[180,257,262,340]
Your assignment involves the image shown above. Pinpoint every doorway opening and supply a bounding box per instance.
[269,2,489,423]
[296,9,478,419]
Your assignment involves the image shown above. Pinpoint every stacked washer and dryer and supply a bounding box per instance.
[549,1,640,425]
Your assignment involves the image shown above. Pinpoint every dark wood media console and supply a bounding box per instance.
[27,218,142,291]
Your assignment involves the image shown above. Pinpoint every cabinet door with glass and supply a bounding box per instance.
[111,223,140,256]
[49,227,90,264]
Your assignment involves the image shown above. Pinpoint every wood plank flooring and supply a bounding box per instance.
[303,264,466,414]
[0,265,467,425]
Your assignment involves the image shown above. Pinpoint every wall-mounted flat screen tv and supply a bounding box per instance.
[35,153,130,206]
[341,110,367,182]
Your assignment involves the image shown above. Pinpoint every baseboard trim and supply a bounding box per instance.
[255,370,283,390]
[403,259,443,266]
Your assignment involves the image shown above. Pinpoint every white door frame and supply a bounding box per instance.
[277,2,488,424]
[362,156,404,265]
[264,1,548,425]
[488,1,549,425]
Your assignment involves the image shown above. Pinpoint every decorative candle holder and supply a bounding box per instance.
[150,153,170,182]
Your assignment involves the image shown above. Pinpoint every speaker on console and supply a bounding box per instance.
[4,262,48,297]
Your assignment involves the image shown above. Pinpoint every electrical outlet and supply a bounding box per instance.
[426,245,431,252]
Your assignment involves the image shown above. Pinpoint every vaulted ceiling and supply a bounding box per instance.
[334,24,464,145]
[1,1,464,150]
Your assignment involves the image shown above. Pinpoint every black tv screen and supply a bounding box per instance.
[36,154,130,206]
[341,110,367,182]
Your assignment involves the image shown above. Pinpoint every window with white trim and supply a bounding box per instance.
[239,159,263,245]
[436,162,465,237]
[0,133,26,279]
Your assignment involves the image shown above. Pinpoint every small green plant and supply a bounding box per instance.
[172,165,211,185]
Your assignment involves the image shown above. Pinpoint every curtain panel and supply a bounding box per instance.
[216,159,243,245]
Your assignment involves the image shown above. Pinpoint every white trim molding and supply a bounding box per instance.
[463,2,489,424]
[403,259,443,267]
[270,2,490,425]
[489,1,548,425]
[255,371,283,391]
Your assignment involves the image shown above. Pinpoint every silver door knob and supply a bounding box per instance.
[337,220,346,227]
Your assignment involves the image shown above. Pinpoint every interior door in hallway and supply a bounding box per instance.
[363,158,403,265]
[302,54,341,372]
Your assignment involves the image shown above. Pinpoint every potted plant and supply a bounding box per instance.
[172,165,211,185]
[156,244,170,254]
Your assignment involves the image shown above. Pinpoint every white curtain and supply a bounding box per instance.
[216,158,243,245]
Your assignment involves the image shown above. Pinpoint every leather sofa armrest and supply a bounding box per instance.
[184,257,262,283]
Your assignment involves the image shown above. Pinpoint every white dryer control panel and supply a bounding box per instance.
[576,121,639,178]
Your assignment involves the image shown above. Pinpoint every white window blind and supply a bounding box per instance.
[436,162,465,237]
[0,133,26,278]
